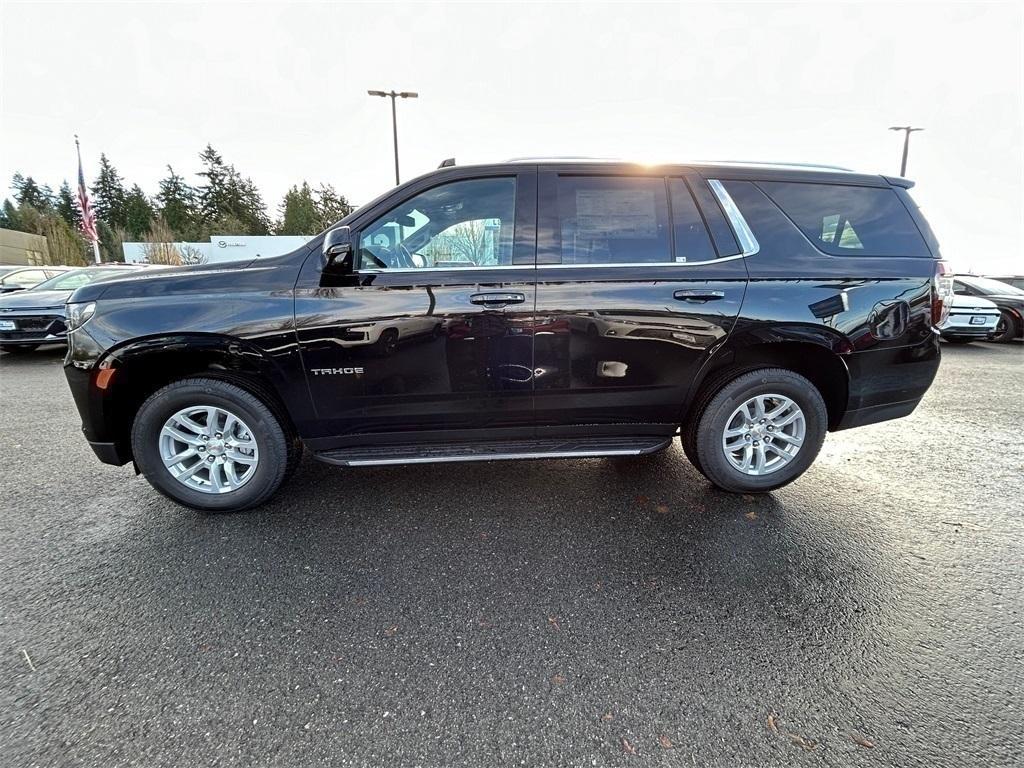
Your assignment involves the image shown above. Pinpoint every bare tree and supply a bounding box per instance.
[179,244,207,265]
[422,220,496,266]
[141,218,182,265]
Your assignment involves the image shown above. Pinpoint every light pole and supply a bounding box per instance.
[888,126,924,177]
[368,89,418,185]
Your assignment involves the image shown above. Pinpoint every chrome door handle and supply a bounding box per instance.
[470,292,525,306]
[673,289,725,302]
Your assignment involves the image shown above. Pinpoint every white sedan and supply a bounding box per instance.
[939,295,1000,343]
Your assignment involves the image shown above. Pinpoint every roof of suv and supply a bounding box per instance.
[446,157,902,188]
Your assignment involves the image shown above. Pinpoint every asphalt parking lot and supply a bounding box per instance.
[1,341,1021,768]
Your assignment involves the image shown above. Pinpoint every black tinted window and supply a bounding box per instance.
[555,176,671,264]
[669,179,716,262]
[760,181,930,257]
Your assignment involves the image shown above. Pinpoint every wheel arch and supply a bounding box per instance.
[688,335,851,430]
[96,333,302,462]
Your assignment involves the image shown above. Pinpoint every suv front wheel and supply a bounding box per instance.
[687,368,828,493]
[132,378,292,512]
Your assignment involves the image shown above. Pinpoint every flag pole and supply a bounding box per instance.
[75,135,102,264]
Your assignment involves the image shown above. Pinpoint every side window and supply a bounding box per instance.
[554,176,671,265]
[759,181,930,257]
[358,177,516,270]
[668,179,716,262]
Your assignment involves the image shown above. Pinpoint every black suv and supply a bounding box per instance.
[64,160,949,511]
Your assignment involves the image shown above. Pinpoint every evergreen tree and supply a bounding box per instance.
[11,174,54,211]
[155,165,198,239]
[314,183,354,231]
[238,177,271,234]
[97,220,125,262]
[90,153,128,229]
[56,181,82,229]
[1,199,22,230]
[276,182,320,235]
[196,144,270,236]
[123,184,155,239]
[196,144,229,222]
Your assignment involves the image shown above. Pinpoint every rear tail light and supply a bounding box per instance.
[931,260,953,327]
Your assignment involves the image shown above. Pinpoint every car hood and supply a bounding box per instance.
[0,289,73,310]
[68,259,259,302]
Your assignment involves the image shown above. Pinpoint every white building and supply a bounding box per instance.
[123,235,312,265]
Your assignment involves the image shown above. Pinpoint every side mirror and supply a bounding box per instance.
[322,226,354,272]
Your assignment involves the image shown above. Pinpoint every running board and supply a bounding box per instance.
[315,436,671,467]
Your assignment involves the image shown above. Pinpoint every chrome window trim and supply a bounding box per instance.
[354,252,751,275]
[708,179,760,256]
[355,264,532,274]
[533,253,750,269]
[355,179,758,273]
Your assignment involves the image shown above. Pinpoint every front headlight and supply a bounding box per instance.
[66,301,96,331]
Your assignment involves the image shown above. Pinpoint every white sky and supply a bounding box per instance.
[2,0,1022,274]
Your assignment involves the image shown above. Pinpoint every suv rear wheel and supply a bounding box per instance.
[131,378,291,512]
[687,368,827,493]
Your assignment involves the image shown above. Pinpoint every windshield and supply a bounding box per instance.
[958,276,1024,296]
[0,266,21,277]
[31,268,137,292]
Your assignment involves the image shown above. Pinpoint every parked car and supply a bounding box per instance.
[986,275,1024,291]
[63,160,950,512]
[0,264,150,352]
[0,265,71,293]
[952,275,1024,343]
[938,294,1000,343]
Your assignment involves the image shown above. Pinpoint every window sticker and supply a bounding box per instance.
[575,189,659,239]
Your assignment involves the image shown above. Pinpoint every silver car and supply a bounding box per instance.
[0,265,148,353]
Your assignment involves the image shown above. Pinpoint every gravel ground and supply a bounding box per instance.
[1,341,1022,767]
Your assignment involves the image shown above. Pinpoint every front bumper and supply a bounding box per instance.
[87,439,131,465]
[65,360,131,465]
[940,328,993,339]
[939,313,999,338]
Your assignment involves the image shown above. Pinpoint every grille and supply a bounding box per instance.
[0,314,65,336]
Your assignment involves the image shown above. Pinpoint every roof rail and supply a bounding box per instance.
[503,155,621,163]
[500,157,855,172]
[701,160,854,172]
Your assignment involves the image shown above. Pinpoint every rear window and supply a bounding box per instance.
[759,181,931,257]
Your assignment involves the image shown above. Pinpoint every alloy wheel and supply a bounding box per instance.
[722,394,806,476]
[159,405,259,494]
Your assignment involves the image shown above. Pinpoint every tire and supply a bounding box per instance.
[0,344,40,354]
[131,377,291,512]
[681,365,763,479]
[377,328,399,356]
[691,368,827,494]
[990,310,1018,343]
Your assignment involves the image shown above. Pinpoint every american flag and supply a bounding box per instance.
[75,138,99,242]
